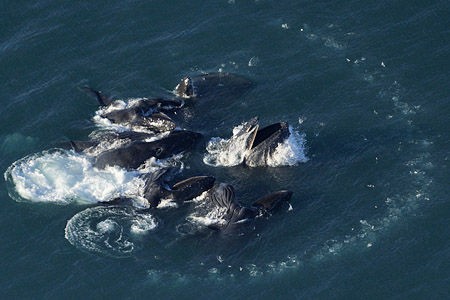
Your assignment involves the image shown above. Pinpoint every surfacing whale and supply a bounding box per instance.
[209,117,291,167]
[94,130,202,170]
[142,172,216,208]
[207,183,293,233]
[104,170,216,208]
[244,120,290,167]
[81,87,182,133]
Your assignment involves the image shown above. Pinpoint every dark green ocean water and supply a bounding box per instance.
[1,1,449,298]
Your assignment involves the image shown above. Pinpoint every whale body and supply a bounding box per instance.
[207,183,293,233]
[94,130,202,170]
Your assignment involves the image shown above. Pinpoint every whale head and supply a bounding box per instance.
[244,121,290,167]
[174,76,195,98]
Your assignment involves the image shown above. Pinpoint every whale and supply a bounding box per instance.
[103,170,216,208]
[101,110,176,133]
[174,72,253,100]
[60,131,162,153]
[244,120,290,167]
[81,86,182,133]
[213,117,291,167]
[81,86,184,110]
[94,130,202,170]
[142,172,216,208]
[207,183,293,233]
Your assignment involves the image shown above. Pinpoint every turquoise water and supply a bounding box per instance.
[1,1,449,298]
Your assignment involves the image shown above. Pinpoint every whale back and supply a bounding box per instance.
[171,176,216,202]
[94,130,202,170]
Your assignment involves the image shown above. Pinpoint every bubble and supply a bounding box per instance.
[65,206,158,257]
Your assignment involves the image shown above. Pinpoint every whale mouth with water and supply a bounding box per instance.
[203,118,308,167]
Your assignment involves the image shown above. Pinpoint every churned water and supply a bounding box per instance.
[1,1,449,299]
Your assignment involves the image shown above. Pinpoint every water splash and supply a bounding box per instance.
[4,149,175,206]
[204,122,308,167]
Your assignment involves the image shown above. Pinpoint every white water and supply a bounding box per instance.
[4,149,176,207]
[93,98,159,133]
[65,206,158,257]
[203,121,256,167]
[175,192,227,235]
[204,122,308,167]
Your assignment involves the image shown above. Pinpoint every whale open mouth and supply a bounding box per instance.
[242,120,291,167]
[239,118,290,155]
[250,122,290,151]
[233,116,259,153]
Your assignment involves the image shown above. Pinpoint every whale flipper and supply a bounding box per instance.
[80,86,114,106]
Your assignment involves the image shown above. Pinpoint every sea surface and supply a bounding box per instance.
[1,1,449,298]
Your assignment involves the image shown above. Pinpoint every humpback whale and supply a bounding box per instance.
[208,117,291,167]
[174,72,253,100]
[94,130,202,170]
[82,86,184,110]
[82,87,182,133]
[244,120,290,167]
[62,131,164,153]
[142,172,216,208]
[103,171,216,208]
[207,183,293,233]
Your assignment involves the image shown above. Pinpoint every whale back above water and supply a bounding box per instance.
[82,86,183,133]
[94,130,202,170]
[142,171,216,208]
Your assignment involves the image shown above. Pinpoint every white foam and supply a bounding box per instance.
[65,206,157,257]
[204,123,308,167]
[92,98,162,133]
[266,128,309,167]
[157,197,178,209]
[4,149,165,206]
[203,121,256,167]
[185,192,227,228]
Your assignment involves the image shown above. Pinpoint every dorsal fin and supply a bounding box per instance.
[80,86,114,106]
